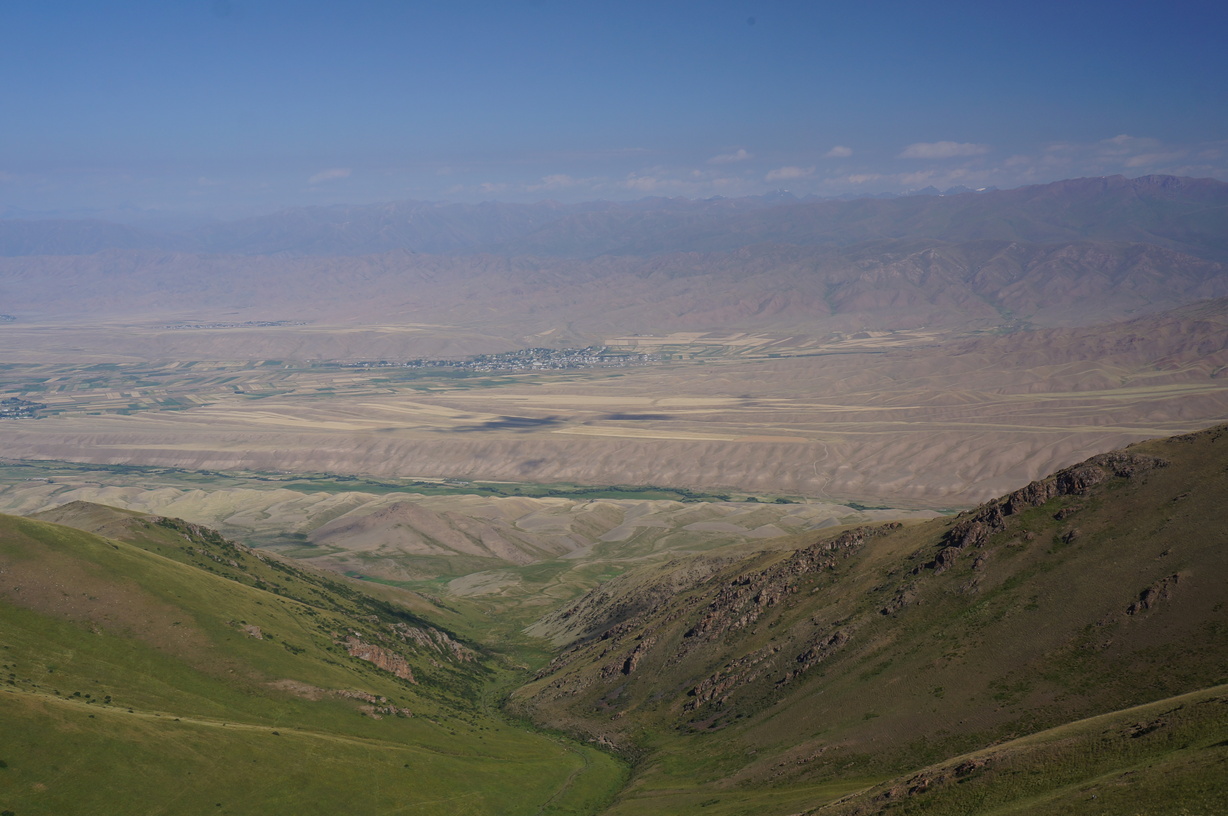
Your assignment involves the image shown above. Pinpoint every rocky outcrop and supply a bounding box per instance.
[685,526,892,642]
[932,452,1167,570]
[342,635,417,683]
[589,527,896,715]
[536,554,740,647]
[601,635,657,679]
[877,756,994,803]
[1127,574,1180,616]
[390,622,476,662]
[687,644,781,709]
[787,629,851,681]
[269,681,412,717]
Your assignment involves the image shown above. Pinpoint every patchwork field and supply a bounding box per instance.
[2,309,1226,509]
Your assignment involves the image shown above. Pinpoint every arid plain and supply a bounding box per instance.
[3,178,1228,593]
[2,304,1225,508]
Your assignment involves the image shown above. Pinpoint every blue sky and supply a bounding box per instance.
[2,0,1226,218]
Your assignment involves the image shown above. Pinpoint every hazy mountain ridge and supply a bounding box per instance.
[504,175,1228,261]
[3,237,1224,338]
[0,218,171,257]
[4,174,1225,360]
[3,175,1226,261]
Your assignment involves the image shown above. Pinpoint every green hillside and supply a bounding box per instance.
[4,425,1227,815]
[513,425,1228,814]
[0,509,626,815]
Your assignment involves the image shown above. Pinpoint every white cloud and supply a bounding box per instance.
[308,168,352,184]
[624,174,666,192]
[897,170,937,187]
[708,148,753,164]
[765,165,815,182]
[1017,134,1204,179]
[1124,151,1188,168]
[898,141,990,159]
[527,174,580,191]
[611,168,755,197]
[1097,134,1163,157]
[825,145,853,158]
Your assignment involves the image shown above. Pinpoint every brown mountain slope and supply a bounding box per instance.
[3,239,1223,339]
[6,175,1225,261]
[511,425,1228,813]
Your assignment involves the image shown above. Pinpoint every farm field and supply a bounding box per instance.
[3,313,1226,508]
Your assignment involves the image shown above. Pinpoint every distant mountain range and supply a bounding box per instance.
[3,175,1226,339]
[2,174,1226,261]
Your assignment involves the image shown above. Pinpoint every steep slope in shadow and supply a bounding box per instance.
[512,425,1228,814]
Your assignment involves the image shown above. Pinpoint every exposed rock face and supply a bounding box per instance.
[601,636,656,678]
[391,622,476,663]
[879,584,917,616]
[686,526,893,643]
[536,526,898,718]
[357,703,413,720]
[1127,574,1180,616]
[934,452,1167,568]
[688,644,780,708]
[271,681,412,717]
[535,553,742,647]
[342,635,417,683]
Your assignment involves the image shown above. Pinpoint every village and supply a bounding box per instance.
[339,345,658,373]
[161,320,308,330]
[0,396,46,419]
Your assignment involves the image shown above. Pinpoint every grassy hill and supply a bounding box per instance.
[5,424,1226,815]
[0,506,626,815]
[512,425,1228,814]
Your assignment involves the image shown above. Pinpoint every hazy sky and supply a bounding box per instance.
[3,0,1226,217]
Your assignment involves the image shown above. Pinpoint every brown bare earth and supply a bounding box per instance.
[2,177,1226,508]
[1,299,1225,507]
[0,480,937,592]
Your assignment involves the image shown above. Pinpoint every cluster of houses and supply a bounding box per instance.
[0,397,46,419]
[341,346,658,373]
[161,320,307,330]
